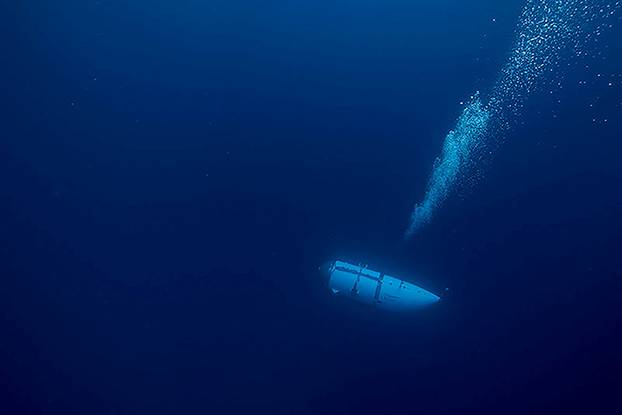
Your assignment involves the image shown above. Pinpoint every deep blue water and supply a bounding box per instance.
[2,1,622,414]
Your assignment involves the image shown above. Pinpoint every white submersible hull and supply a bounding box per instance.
[325,261,440,311]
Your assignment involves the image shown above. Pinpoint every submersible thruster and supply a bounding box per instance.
[324,260,440,311]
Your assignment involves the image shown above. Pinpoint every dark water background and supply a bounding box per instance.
[2,1,622,413]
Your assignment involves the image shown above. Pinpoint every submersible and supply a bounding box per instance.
[323,260,440,311]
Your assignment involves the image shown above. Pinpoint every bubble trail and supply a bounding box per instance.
[404,95,490,239]
[405,0,620,239]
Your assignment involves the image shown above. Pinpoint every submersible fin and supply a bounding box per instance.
[323,261,440,311]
